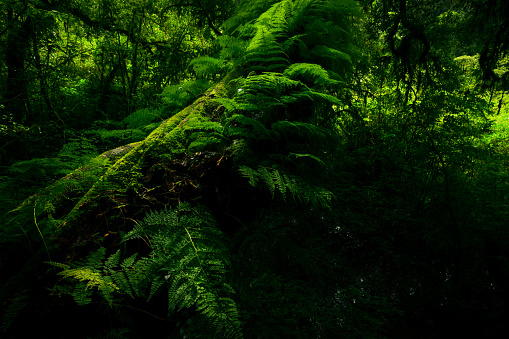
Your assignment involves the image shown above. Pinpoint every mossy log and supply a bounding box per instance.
[0,69,243,335]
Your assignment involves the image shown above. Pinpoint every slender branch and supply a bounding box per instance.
[160,1,222,36]
[195,0,222,36]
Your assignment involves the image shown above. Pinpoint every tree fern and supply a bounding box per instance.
[226,70,343,124]
[31,2,360,337]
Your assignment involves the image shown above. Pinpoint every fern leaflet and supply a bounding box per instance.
[239,165,333,208]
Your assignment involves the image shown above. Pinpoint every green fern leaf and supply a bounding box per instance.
[47,261,71,270]
[238,165,260,186]
[72,282,93,306]
[225,114,274,140]
[190,56,227,79]
[238,165,333,208]
[283,63,342,86]
[271,168,287,201]
[105,249,121,269]
[120,253,138,269]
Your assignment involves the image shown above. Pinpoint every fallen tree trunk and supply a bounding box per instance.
[0,68,245,338]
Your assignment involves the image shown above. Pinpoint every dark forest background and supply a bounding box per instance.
[1,0,509,338]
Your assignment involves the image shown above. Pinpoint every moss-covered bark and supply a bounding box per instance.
[0,69,243,337]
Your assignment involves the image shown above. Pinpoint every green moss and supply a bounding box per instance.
[0,68,240,339]
[58,70,239,231]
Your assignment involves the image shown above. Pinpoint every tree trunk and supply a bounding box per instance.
[4,8,32,123]
[31,22,57,124]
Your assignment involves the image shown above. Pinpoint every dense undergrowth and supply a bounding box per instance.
[1,0,509,338]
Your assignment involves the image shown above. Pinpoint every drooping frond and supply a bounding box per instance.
[160,79,213,112]
[283,63,343,87]
[233,72,302,116]
[238,165,333,208]
[181,116,226,152]
[225,114,276,141]
[309,45,354,75]
[189,56,228,80]
[122,107,163,129]
[254,0,293,36]
[244,27,290,72]
[48,248,120,305]
[272,120,329,140]
[217,35,247,60]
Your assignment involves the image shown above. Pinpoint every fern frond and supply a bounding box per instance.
[272,120,329,143]
[283,63,342,87]
[121,220,150,243]
[84,247,108,270]
[180,116,226,152]
[57,265,119,304]
[188,137,223,152]
[196,293,242,339]
[289,152,325,167]
[72,282,94,306]
[308,90,344,106]
[238,165,260,186]
[309,45,353,74]
[190,56,227,79]
[160,79,212,111]
[105,249,122,269]
[225,114,275,141]
[46,261,71,270]
[234,73,303,115]
[238,165,333,208]
[229,139,253,163]
[214,97,238,115]
[120,252,138,269]
[217,35,246,60]
[258,166,277,198]
[122,108,162,129]
[124,203,242,338]
[111,270,136,298]
[255,0,296,36]
[244,27,289,73]
[271,168,288,201]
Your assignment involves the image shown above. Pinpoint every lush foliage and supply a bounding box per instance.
[2,0,509,338]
